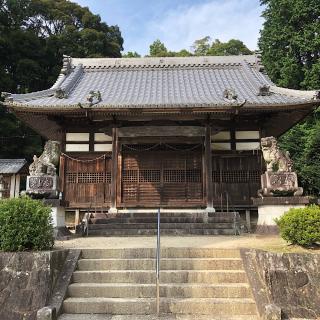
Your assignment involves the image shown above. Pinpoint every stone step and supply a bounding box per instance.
[90,217,236,224]
[87,229,237,236]
[67,283,252,299]
[161,297,257,315]
[88,223,235,230]
[72,270,247,284]
[59,315,259,320]
[77,258,243,271]
[63,297,257,315]
[90,212,236,218]
[81,248,241,259]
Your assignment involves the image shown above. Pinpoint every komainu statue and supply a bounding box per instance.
[29,141,61,176]
[258,137,303,197]
[261,136,293,172]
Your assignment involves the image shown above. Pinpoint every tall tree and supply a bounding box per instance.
[259,0,320,194]
[259,0,320,90]
[0,0,124,159]
[149,39,169,57]
[191,36,211,56]
[208,39,252,56]
[122,51,141,58]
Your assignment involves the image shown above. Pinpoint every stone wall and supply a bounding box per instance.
[0,250,68,320]
[241,249,320,319]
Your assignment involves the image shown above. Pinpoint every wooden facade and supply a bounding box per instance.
[54,121,265,210]
[4,55,320,210]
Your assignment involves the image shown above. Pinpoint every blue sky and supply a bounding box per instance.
[75,0,264,56]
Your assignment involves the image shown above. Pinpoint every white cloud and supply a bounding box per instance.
[133,0,264,54]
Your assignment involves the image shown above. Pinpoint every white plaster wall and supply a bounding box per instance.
[257,204,305,226]
[51,206,65,227]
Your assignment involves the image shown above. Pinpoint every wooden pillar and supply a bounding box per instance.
[14,174,20,197]
[75,209,80,226]
[9,175,15,198]
[59,155,65,195]
[205,125,213,209]
[111,127,118,210]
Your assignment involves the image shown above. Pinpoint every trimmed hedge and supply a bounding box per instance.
[275,205,320,246]
[0,197,54,251]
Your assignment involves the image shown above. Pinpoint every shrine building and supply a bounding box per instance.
[3,55,320,213]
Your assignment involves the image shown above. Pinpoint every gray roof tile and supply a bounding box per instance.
[5,55,320,109]
[0,159,27,174]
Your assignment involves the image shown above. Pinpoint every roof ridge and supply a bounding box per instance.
[71,55,258,69]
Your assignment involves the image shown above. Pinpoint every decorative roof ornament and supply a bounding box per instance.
[313,91,320,100]
[1,92,13,102]
[223,88,238,101]
[55,88,68,99]
[86,90,102,106]
[61,55,72,75]
[258,85,271,96]
[255,51,265,72]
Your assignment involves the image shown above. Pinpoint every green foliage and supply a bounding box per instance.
[122,51,141,58]
[260,0,320,194]
[259,0,320,90]
[208,39,252,56]
[275,205,320,246]
[0,197,54,251]
[191,36,211,56]
[148,37,251,58]
[0,0,123,159]
[149,39,169,57]
[0,106,43,160]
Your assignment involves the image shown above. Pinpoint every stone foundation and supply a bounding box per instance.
[253,197,309,234]
[241,249,320,319]
[0,250,68,320]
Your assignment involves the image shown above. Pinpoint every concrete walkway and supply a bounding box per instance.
[55,234,310,253]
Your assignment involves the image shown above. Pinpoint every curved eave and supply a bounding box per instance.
[270,85,320,100]
[4,99,320,115]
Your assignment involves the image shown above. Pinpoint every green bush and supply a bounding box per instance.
[275,205,320,246]
[0,197,54,251]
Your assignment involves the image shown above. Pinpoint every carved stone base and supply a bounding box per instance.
[258,171,303,197]
[253,197,310,234]
[26,175,59,198]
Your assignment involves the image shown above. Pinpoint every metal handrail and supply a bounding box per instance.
[156,208,161,315]
[220,191,240,235]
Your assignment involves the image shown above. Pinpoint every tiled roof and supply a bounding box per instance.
[3,55,320,110]
[0,159,27,174]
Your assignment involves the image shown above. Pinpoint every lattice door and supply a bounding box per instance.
[121,150,204,207]
[63,155,112,207]
[212,154,262,205]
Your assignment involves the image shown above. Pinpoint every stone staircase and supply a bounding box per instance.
[59,248,259,319]
[84,211,241,236]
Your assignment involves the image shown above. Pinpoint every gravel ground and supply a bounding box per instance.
[54,234,316,253]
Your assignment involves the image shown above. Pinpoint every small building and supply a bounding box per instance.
[0,159,28,198]
[3,55,320,213]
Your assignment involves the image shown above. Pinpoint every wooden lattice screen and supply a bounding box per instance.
[212,154,262,205]
[121,150,204,207]
[63,155,112,208]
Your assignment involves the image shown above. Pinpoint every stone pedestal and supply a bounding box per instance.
[258,171,303,197]
[252,197,310,234]
[26,175,60,198]
[43,199,67,228]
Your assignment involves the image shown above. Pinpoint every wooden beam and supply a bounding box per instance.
[118,126,205,137]
[59,155,65,194]
[111,127,118,208]
[205,125,213,209]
